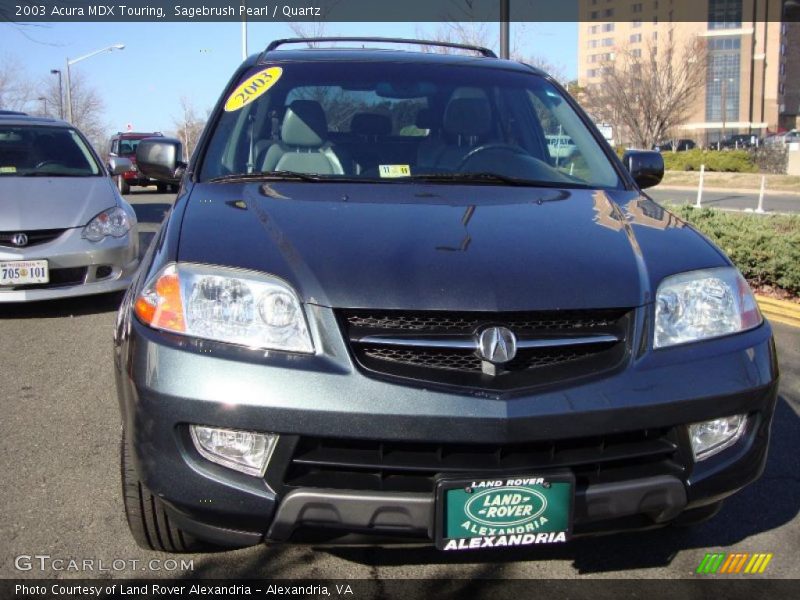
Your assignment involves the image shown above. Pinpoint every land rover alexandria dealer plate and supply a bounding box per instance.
[435,474,574,551]
[0,260,48,285]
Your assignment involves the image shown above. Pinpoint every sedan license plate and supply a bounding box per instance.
[435,473,573,551]
[0,260,49,285]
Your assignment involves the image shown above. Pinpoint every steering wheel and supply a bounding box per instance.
[34,160,60,169]
[456,143,529,172]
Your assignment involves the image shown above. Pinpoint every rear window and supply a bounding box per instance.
[0,125,101,177]
[198,60,621,189]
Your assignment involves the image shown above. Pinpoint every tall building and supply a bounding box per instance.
[577,0,800,145]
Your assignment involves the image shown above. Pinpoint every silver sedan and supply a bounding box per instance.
[0,115,139,302]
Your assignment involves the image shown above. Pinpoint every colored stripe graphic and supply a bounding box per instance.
[698,553,773,574]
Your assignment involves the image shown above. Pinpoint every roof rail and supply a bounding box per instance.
[263,37,497,58]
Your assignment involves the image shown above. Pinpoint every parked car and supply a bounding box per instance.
[115,38,777,554]
[108,131,177,194]
[763,130,800,146]
[652,139,696,152]
[718,134,758,150]
[0,114,139,301]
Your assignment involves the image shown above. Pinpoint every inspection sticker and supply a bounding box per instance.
[224,67,283,112]
[379,165,411,178]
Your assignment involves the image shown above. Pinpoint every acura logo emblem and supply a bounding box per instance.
[478,326,517,364]
[11,233,28,247]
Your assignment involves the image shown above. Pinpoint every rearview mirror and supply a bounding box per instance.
[107,157,133,176]
[622,150,664,190]
[136,138,185,183]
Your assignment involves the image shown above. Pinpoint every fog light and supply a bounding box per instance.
[688,415,747,461]
[190,425,278,476]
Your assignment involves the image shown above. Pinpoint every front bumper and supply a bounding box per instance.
[0,227,139,302]
[115,304,778,547]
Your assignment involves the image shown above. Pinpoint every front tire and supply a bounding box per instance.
[120,429,210,553]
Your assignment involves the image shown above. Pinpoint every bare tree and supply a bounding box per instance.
[0,55,32,112]
[287,0,340,46]
[415,22,565,81]
[42,70,108,148]
[584,35,707,149]
[172,97,206,160]
[288,21,328,46]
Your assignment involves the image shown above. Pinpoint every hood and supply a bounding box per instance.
[177,182,728,311]
[0,176,117,230]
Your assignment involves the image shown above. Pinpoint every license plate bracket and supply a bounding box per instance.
[434,471,574,551]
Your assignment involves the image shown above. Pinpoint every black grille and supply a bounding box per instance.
[340,308,632,392]
[284,430,683,493]
[0,229,67,248]
[345,310,623,334]
[1,267,87,291]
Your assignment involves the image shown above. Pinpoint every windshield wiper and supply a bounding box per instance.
[405,172,590,188]
[208,170,358,183]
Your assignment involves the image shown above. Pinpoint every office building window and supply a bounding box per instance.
[633,19,642,27]
[632,3,643,12]
[602,37,615,46]
[630,33,643,43]
[708,0,742,29]
[602,23,615,32]
[632,48,642,58]
[705,37,740,122]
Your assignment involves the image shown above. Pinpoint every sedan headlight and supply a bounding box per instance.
[654,267,761,348]
[82,206,132,241]
[134,263,313,353]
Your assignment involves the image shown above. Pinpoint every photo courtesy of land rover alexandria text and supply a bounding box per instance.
[114,38,778,553]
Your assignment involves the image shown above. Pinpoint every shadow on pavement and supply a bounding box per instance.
[0,291,124,319]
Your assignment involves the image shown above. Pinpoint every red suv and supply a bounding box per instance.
[109,132,176,194]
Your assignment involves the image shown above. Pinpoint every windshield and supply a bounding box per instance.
[0,125,102,177]
[199,61,622,189]
[116,138,145,156]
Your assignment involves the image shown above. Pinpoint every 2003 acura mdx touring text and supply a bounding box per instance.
[114,38,778,553]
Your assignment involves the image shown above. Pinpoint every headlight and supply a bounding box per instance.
[654,267,761,348]
[82,206,132,241]
[134,263,314,353]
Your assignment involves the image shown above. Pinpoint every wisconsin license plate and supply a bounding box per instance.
[0,260,49,285]
[435,473,574,551]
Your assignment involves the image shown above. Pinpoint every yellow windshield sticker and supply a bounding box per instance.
[224,67,283,112]
[379,165,411,178]
[0,166,16,173]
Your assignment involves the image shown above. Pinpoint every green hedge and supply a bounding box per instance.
[661,149,757,173]
[671,205,800,296]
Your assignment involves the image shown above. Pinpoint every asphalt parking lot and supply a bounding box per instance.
[0,190,798,580]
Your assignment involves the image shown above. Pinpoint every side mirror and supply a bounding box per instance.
[108,157,133,176]
[622,150,664,189]
[136,137,185,183]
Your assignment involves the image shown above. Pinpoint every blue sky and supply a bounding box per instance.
[1,21,577,135]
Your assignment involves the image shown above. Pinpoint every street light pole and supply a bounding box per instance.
[499,0,510,58]
[50,69,63,119]
[37,97,48,116]
[65,44,125,123]
[241,0,248,60]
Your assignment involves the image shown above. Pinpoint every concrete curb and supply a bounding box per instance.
[756,295,800,328]
[657,185,800,197]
